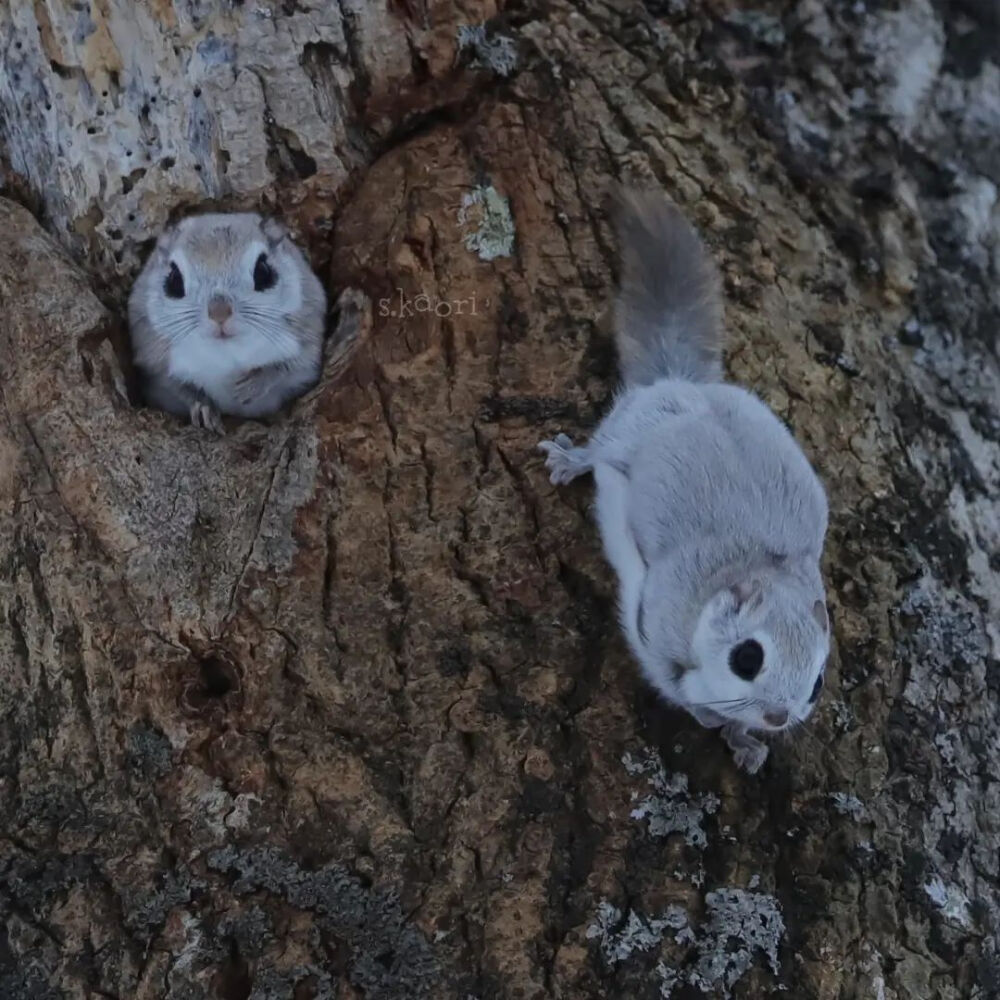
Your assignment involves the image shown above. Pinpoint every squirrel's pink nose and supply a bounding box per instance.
[208,295,233,324]
[763,709,788,729]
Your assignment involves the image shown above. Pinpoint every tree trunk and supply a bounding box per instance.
[1,2,998,999]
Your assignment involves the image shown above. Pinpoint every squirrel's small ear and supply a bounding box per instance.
[730,579,763,612]
[812,599,829,632]
[153,225,178,257]
[261,217,289,249]
[147,226,177,266]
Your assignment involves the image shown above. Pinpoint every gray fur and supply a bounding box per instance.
[128,212,327,430]
[612,190,723,385]
[540,190,830,773]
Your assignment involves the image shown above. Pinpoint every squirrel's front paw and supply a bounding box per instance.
[189,400,225,434]
[732,741,769,774]
[538,433,591,485]
[335,286,367,317]
[721,723,768,774]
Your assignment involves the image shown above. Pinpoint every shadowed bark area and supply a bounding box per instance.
[1,2,998,999]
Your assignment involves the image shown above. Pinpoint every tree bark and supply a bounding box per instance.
[1,2,998,999]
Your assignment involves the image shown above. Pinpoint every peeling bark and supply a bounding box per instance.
[1,2,998,999]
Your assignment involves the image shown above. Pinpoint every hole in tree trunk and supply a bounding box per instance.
[213,939,252,1000]
[199,655,236,698]
[179,647,243,714]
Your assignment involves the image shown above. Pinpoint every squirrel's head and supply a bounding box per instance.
[679,573,829,732]
[131,212,325,367]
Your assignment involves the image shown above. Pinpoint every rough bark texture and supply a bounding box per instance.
[1,2,998,999]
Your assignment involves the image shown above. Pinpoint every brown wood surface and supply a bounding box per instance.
[1,2,997,998]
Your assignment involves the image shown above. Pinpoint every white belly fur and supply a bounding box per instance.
[168,330,301,398]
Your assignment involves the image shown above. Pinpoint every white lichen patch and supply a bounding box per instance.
[456,24,519,78]
[830,792,867,822]
[933,730,962,769]
[923,876,973,928]
[176,766,234,843]
[831,699,855,734]
[675,866,706,888]
[772,89,831,158]
[458,185,515,261]
[623,749,719,848]
[861,945,888,1000]
[656,960,680,998]
[225,792,263,833]
[899,576,990,718]
[586,900,689,966]
[950,175,999,247]
[688,889,785,997]
[724,10,786,48]
[168,911,205,984]
[589,887,785,997]
[178,773,263,842]
[863,0,944,136]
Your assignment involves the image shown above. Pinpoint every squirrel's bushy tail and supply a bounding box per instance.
[612,189,724,385]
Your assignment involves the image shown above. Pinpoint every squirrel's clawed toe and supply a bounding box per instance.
[189,401,225,434]
[538,434,591,485]
[722,723,769,774]
[732,743,769,774]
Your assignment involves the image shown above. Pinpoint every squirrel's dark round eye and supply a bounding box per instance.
[164,261,185,299]
[809,672,824,703]
[729,639,764,681]
[253,252,277,292]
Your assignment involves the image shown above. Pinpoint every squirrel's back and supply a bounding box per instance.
[612,190,724,386]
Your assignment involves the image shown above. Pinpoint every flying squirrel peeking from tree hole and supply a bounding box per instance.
[539,190,831,773]
[128,212,328,432]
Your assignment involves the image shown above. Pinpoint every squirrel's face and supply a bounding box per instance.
[138,213,321,369]
[682,576,830,732]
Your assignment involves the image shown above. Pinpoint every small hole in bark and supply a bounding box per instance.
[193,86,202,98]
[179,647,244,713]
[199,655,236,698]
[80,355,94,385]
[288,145,317,179]
[214,939,252,1000]
[293,979,318,1000]
[160,156,175,169]
[122,167,146,194]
